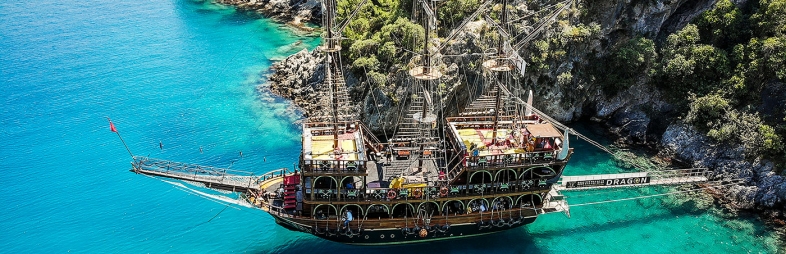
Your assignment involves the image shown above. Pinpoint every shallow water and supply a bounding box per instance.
[0,0,780,252]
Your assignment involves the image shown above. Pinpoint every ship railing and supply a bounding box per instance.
[301,159,366,174]
[357,121,383,153]
[304,182,553,202]
[463,150,563,170]
[557,168,709,190]
[257,167,294,182]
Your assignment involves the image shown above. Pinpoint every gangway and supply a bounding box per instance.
[131,156,289,193]
[555,168,709,191]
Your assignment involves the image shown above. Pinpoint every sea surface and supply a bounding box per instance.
[0,0,781,253]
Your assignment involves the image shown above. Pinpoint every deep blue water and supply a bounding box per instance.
[0,0,780,252]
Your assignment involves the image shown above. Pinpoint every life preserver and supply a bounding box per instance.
[439,187,448,197]
[412,189,422,199]
[387,189,397,199]
[419,228,428,238]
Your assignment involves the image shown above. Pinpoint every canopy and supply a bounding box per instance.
[525,123,562,138]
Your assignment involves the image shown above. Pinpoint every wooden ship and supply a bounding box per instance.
[127,0,714,245]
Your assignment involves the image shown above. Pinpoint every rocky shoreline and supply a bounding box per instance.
[219,0,786,233]
[214,0,321,26]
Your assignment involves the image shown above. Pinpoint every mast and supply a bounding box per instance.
[410,0,441,171]
[491,0,508,141]
[321,0,341,151]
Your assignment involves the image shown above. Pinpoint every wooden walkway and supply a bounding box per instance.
[131,157,287,193]
[555,168,708,191]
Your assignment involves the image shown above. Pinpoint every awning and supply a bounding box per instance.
[525,123,562,138]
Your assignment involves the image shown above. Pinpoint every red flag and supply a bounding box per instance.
[109,120,117,133]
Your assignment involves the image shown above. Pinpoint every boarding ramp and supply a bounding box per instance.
[555,168,708,191]
[131,156,288,193]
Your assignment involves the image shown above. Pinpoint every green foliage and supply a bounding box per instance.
[561,23,601,44]
[556,72,572,86]
[760,37,786,80]
[685,93,731,129]
[695,0,747,47]
[758,124,782,153]
[724,36,785,100]
[683,94,783,157]
[378,17,424,55]
[349,39,379,59]
[669,0,786,162]
[592,36,656,95]
[529,40,551,71]
[352,56,381,71]
[437,0,480,35]
[655,24,732,98]
[367,71,388,87]
[751,0,786,37]
[707,110,783,156]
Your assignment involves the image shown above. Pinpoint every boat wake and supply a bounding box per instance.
[162,179,253,208]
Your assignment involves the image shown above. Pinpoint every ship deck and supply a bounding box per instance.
[446,119,564,157]
[364,157,440,188]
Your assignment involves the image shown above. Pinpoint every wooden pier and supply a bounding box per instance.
[555,168,708,191]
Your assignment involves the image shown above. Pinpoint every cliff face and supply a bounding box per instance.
[260,0,786,212]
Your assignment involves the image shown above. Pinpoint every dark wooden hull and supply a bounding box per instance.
[271,213,538,245]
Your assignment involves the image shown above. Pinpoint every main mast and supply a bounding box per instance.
[320,0,342,151]
[490,0,509,141]
[409,0,441,171]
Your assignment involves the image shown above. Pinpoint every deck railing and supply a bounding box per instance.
[303,181,552,202]
[463,150,563,170]
[300,159,367,174]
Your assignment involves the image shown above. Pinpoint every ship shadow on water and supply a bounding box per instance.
[261,228,545,254]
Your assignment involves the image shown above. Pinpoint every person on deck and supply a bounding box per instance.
[346,182,354,189]
[385,147,392,164]
[295,185,303,216]
[277,185,285,199]
[439,170,446,181]
[343,210,353,229]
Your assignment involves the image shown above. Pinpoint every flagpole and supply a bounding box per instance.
[107,117,134,158]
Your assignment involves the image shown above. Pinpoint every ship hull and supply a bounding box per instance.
[272,214,537,245]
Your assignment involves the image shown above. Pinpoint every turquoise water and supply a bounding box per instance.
[0,0,780,252]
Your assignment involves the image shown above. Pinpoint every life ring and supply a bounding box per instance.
[412,189,422,199]
[387,189,397,199]
[419,228,428,238]
[439,187,448,197]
